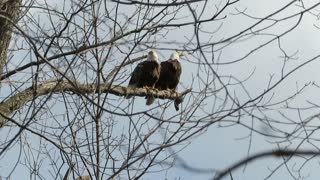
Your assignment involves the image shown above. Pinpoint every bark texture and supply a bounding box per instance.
[0,0,21,77]
[0,80,192,127]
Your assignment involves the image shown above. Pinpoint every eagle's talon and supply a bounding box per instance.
[151,87,158,91]
[126,51,184,109]
[170,89,176,94]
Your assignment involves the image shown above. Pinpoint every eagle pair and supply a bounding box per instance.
[127,50,184,111]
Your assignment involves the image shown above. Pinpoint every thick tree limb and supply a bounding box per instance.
[0,80,192,127]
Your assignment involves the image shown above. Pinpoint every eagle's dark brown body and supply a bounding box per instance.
[155,57,182,111]
[127,51,183,109]
[127,50,160,105]
[128,61,161,88]
[155,59,181,91]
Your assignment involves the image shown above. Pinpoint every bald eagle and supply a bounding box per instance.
[154,51,184,110]
[127,50,161,105]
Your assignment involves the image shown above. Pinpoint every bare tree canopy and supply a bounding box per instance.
[1,0,320,179]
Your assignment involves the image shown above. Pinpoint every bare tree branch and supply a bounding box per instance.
[111,0,205,6]
[214,149,320,180]
[0,80,192,127]
[2,0,320,179]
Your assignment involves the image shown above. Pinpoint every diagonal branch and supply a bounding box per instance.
[0,80,192,127]
[213,149,320,180]
[104,55,147,82]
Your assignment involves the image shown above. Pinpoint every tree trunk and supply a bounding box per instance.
[0,0,22,78]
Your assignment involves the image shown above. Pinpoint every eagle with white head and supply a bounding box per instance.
[153,51,184,110]
[127,50,161,105]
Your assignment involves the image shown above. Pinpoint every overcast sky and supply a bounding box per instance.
[2,0,320,180]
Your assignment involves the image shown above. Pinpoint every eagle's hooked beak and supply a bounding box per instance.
[177,51,185,57]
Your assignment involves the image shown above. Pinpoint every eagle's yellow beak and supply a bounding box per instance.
[177,51,185,57]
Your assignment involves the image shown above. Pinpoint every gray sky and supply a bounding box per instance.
[3,0,320,179]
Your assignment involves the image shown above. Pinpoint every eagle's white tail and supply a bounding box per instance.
[146,96,155,105]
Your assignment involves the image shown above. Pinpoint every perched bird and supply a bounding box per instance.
[154,51,184,110]
[127,50,161,105]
